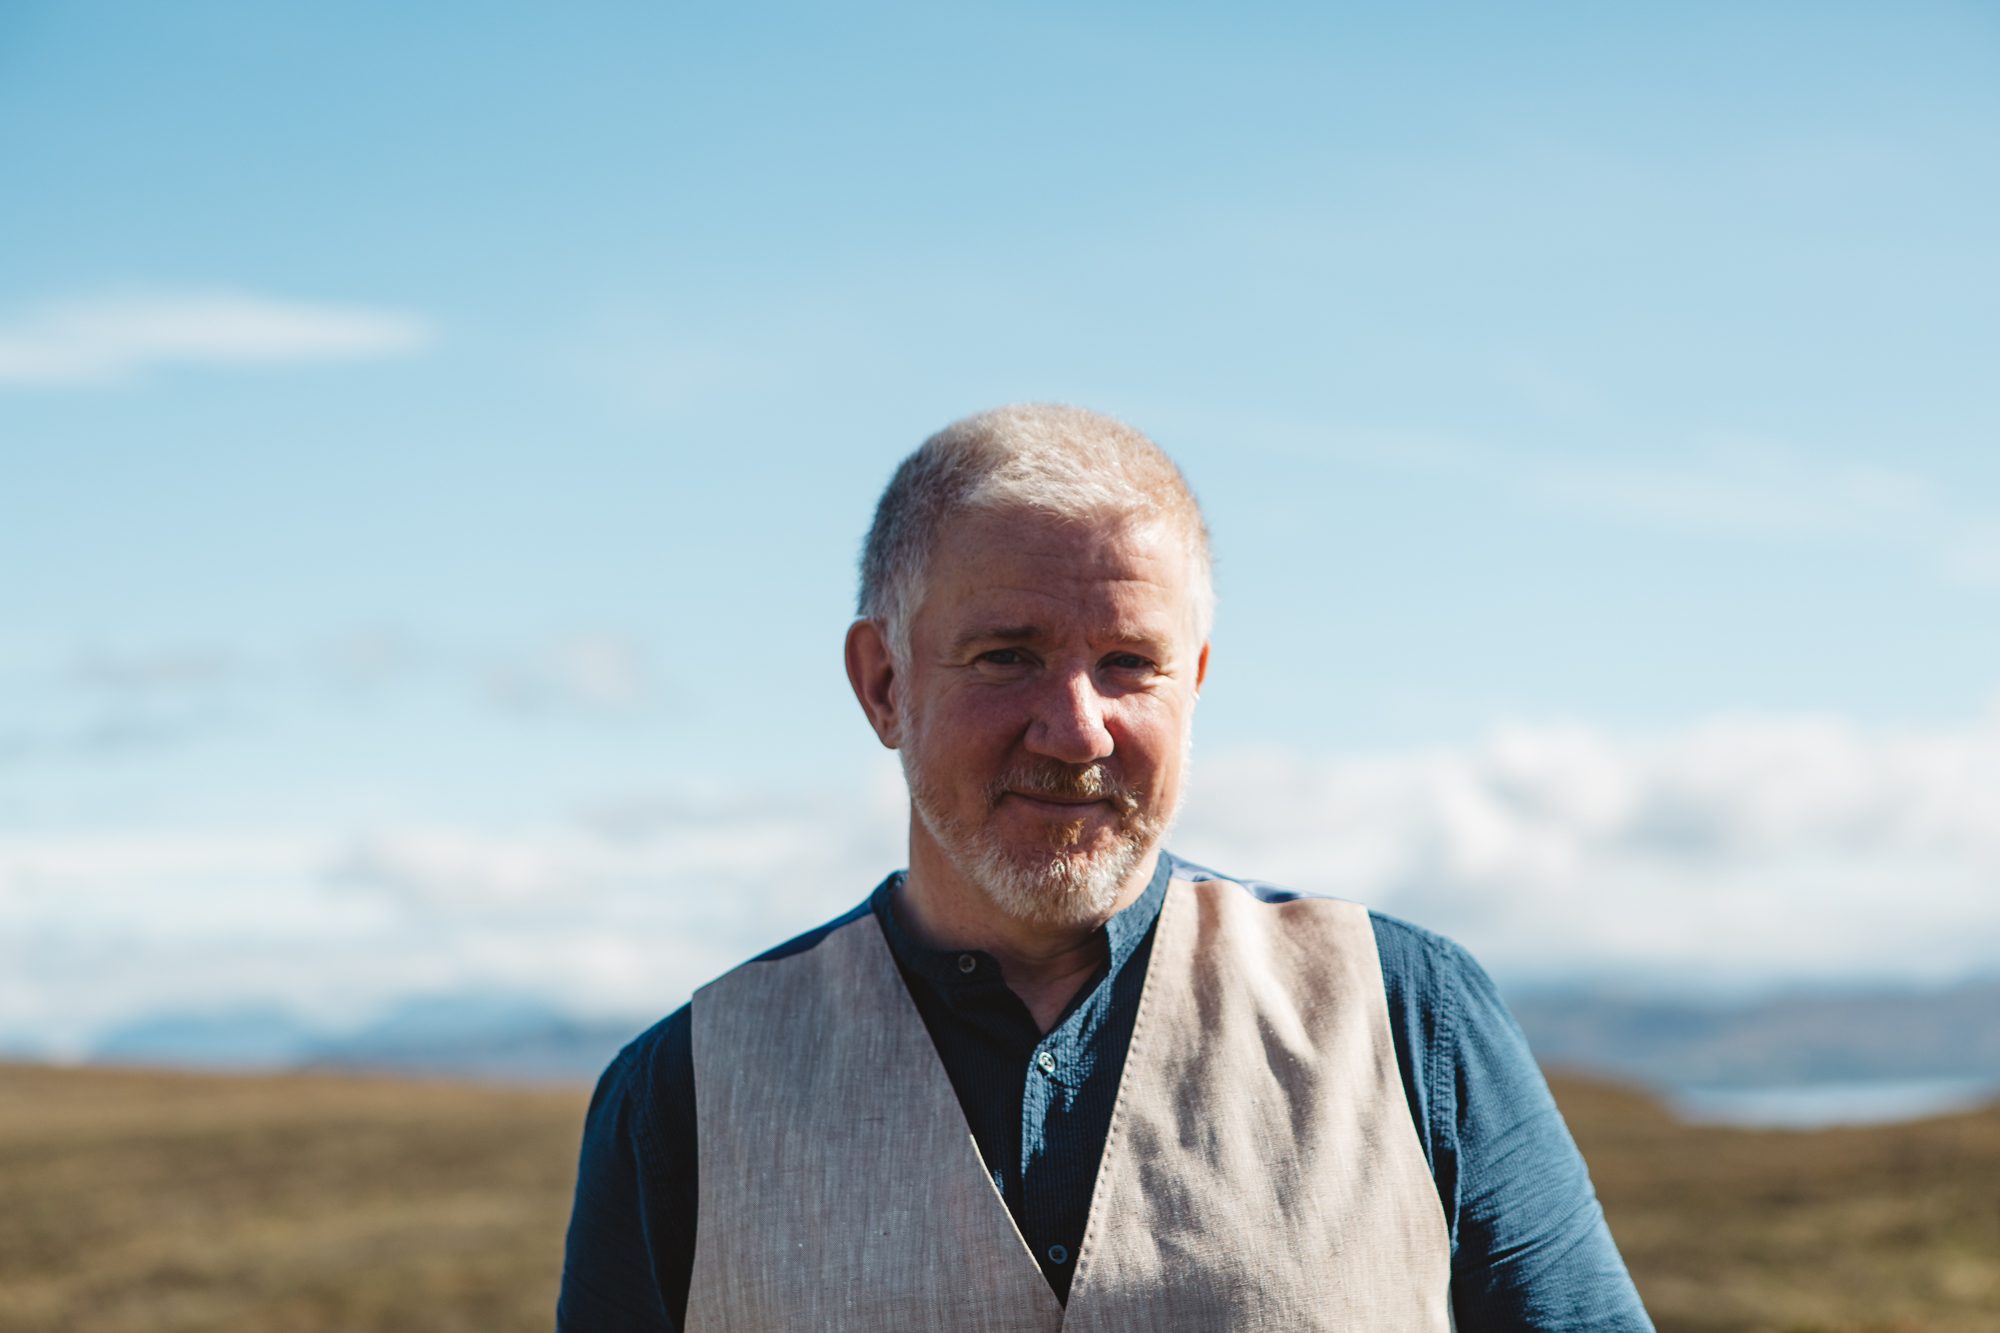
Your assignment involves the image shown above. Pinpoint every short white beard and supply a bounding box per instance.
[901,742,1188,931]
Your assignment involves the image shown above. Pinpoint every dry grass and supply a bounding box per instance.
[1,1061,1995,1331]
[0,1063,583,1333]
[1554,1074,2000,1333]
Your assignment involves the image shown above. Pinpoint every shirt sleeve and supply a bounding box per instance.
[556,1006,698,1333]
[1372,912,1654,1331]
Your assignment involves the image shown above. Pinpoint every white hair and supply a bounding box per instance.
[857,403,1214,660]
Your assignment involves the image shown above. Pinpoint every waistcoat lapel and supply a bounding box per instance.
[685,910,1062,1333]
[1062,877,1452,1330]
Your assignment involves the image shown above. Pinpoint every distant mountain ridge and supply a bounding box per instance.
[68,977,2000,1093]
[87,991,646,1084]
[1509,978,2000,1087]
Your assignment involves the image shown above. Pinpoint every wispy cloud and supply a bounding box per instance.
[1296,424,1999,589]
[1531,441,2000,588]
[482,633,653,714]
[68,646,243,693]
[0,630,654,768]
[1523,437,1934,541]
[0,290,432,386]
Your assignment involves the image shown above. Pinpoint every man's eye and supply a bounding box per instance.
[978,649,1028,667]
[1105,653,1156,673]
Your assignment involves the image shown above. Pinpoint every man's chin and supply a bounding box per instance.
[965,839,1151,930]
[993,799,1119,847]
[909,782,1165,928]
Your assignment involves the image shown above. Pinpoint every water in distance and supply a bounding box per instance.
[1668,1074,2000,1129]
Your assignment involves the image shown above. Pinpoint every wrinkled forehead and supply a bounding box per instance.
[918,508,1202,641]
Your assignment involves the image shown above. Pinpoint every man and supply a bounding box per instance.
[558,405,1653,1330]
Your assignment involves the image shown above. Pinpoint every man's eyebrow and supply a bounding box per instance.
[949,623,1182,657]
[1107,622,1176,646]
[949,625,1041,654]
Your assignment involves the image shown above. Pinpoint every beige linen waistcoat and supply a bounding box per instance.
[686,874,1452,1331]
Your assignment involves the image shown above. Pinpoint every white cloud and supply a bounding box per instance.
[0,290,432,386]
[0,773,911,1051]
[1176,705,2000,989]
[4,705,1999,1052]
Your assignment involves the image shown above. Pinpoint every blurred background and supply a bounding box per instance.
[3,3,1997,1330]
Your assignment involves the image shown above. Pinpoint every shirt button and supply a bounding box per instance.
[956,953,977,974]
[1036,1050,1057,1075]
[1047,1243,1069,1265]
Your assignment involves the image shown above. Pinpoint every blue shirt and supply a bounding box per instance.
[558,852,1653,1330]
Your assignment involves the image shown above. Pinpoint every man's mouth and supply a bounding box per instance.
[987,760,1142,818]
[1006,791,1104,807]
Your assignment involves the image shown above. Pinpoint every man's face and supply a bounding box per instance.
[891,506,1207,928]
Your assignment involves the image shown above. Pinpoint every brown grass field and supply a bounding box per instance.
[0,1061,1994,1331]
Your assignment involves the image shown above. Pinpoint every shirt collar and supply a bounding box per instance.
[871,850,1175,989]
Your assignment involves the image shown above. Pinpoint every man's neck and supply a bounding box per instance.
[897,839,1158,1034]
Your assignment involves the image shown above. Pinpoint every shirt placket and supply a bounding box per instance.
[1020,1016,1089,1285]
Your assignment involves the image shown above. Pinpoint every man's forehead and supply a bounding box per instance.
[934,575,1196,650]
[937,508,1181,572]
[941,548,1182,607]
[913,508,1203,642]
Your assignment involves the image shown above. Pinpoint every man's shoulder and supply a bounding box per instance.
[694,892,882,1007]
[600,891,885,1093]
[593,1002,692,1126]
[1164,852,1483,989]
[738,894,880,967]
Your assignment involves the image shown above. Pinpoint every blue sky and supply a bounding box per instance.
[3,3,1997,1050]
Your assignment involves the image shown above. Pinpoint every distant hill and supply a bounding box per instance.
[83,991,647,1085]
[90,1003,325,1069]
[71,976,2000,1094]
[1510,977,2000,1086]
[306,995,644,1083]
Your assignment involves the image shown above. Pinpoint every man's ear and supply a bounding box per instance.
[845,618,902,749]
[1194,640,1209,697]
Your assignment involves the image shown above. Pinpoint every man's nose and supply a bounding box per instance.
[1026,669,1115,764]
